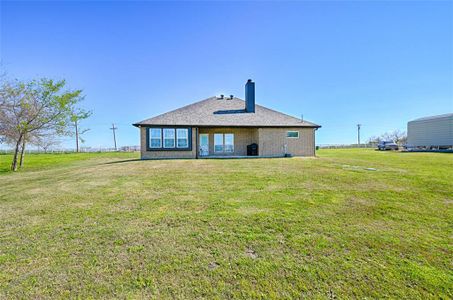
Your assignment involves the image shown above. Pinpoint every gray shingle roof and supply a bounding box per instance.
[133,97,320,128]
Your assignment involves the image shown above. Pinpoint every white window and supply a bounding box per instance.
[176,128,189,148]
[287,131,299,138]
[149,127,191,149]
[150,128,162,148]
[214,134,224,152]
[163,128,175,148]
[214,133,234,153]
[224,134,234,152]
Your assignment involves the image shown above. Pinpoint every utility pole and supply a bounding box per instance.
[110,123,118,151]
[357,124,361,147]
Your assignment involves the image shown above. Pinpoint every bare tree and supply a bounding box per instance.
[19,133,27,168]
[0,94,7,145]
[367,135,382,144]
[382,130,407,145]
[0,78,84,171]
[32,133,60,153]
[0,81,29,168]
[367,130,407,147]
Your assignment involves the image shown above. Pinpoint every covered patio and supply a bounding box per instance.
[197,127,259,158]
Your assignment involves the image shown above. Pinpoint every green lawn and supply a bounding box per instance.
[1,150,452,299]
[0,152,138,174]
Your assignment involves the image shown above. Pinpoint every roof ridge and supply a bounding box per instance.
[133,96,216,125]
[228,97,317,126]
[133,96,321,128]
[255,102,318,127]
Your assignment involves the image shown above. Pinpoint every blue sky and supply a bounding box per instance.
[1,1,452,148]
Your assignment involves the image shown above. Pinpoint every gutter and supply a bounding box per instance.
[132,124,321,129]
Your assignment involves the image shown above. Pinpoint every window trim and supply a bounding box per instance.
[287,131,300,138]
[146,127,192,151]
[149,128,162,149]
[176,128,189,149]
[224,133,234,153]
[163,128,176,148]
[214,133,234,153]
[214,133,224,153]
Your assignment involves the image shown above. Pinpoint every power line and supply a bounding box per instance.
[110,123,118,150]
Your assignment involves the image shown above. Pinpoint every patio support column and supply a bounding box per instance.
[195,127,199,159]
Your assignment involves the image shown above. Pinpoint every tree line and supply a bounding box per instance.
[367,129,407,145]
[0,77,91,171]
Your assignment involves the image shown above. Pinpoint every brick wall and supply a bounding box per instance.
[140,127,197,159]
[258,127,315,157]
[139,126,316,158]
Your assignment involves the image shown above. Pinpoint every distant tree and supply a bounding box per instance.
[367,130,407,147]
[367,135,382,144]
[71,108,92,152]
[0,78,84,171]
[382,130,407,145]
[32,132,60,153]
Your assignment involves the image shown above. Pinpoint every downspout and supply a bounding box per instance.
[195,127,199,159]
[314,128,317,157]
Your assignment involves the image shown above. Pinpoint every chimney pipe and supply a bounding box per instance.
[245,79,255,113]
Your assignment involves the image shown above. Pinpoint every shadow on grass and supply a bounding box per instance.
[102,159,142,165]
[398,150,453,154]
[372,149,453,154]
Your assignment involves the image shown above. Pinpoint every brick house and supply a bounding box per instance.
[133,80,321,159]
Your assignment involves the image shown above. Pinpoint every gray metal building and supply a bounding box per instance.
[407,113,453,149]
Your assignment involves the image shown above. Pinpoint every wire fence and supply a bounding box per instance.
[0,146,140,155]
[1,144,381,154]
[318,143,378,149]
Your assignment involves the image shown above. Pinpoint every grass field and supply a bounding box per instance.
[0,150,452,298]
